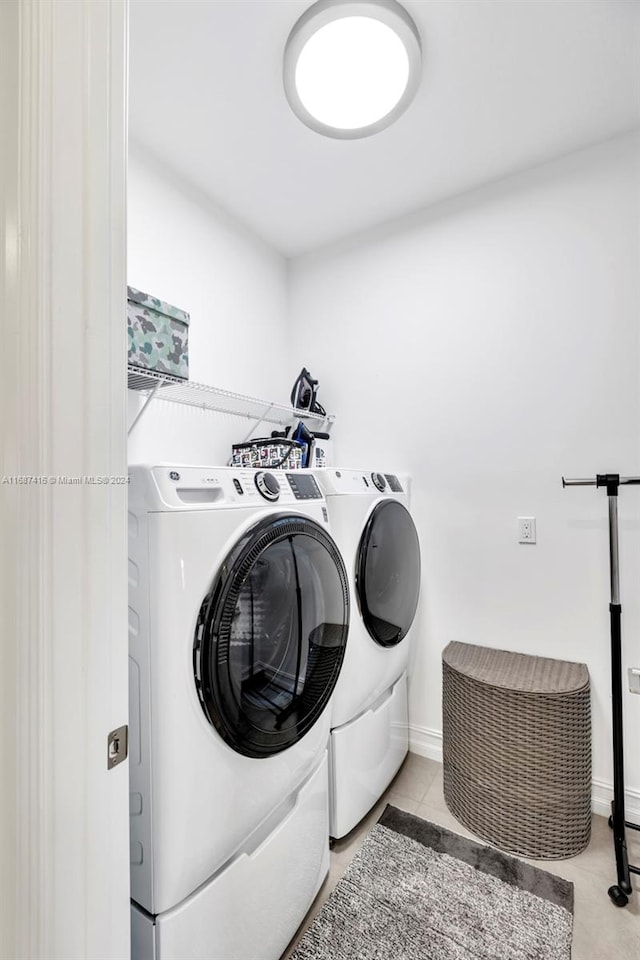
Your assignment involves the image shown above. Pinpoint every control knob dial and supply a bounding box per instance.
[371,472,387,492]
[255,471,280,501]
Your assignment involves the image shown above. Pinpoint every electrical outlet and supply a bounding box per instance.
[629,668,640,695]
[518,517,536,544]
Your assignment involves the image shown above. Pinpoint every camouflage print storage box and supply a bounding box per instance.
[127,286,190,380]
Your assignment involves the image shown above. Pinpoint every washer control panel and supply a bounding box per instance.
[286,473,322,500]
[384,474,403,493]
[138,465,329,509]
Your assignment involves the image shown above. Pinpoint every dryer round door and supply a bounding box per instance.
[194,514,349,758]
[356,500,421,647]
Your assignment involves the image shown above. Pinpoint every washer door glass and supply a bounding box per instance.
[194,515,349,758]
[356,500,421,647]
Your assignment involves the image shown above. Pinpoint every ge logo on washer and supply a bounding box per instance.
[169,470,180,481]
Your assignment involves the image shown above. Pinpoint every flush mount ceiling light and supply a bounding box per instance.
[283,0,422,139]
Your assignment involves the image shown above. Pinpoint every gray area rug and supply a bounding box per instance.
[290,805,573,960]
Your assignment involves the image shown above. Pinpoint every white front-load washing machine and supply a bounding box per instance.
[128,465,349,960]
[310,469,421,839]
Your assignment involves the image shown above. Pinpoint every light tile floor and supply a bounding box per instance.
[282,753,640,960]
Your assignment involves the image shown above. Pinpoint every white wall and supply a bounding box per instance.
[127,145,290,465]
[288,133,640,813]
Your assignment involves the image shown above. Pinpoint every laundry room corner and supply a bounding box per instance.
[286,131,640,812]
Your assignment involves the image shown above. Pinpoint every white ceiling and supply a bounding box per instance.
[129,0,640,257]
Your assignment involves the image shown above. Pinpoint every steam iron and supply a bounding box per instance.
[290,367,326,417]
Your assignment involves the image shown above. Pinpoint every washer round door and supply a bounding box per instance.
[356,499,421,647]
[194,514,349,758]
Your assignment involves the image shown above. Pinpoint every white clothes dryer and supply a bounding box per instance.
[310,469,421,839]
[128,465,349,960]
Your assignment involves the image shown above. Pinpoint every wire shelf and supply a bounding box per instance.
[127,364,334,432]
[127,367,185,392]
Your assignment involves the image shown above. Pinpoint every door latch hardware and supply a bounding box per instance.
[107,725,128,769]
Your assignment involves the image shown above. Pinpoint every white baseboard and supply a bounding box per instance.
[408,724,640,821]
[591,779,640,822]
[408,724,443,763]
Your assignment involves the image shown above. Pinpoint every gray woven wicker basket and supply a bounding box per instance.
[442,641,591,859]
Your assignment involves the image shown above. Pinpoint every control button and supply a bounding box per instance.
[255,471,280,502]
[371,472,386,491]
[169,471,180,482]
[233,478,244,495]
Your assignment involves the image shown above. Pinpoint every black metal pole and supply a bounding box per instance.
[562,473,640,907]
[609,598,631,896]
[604,485,631,899]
